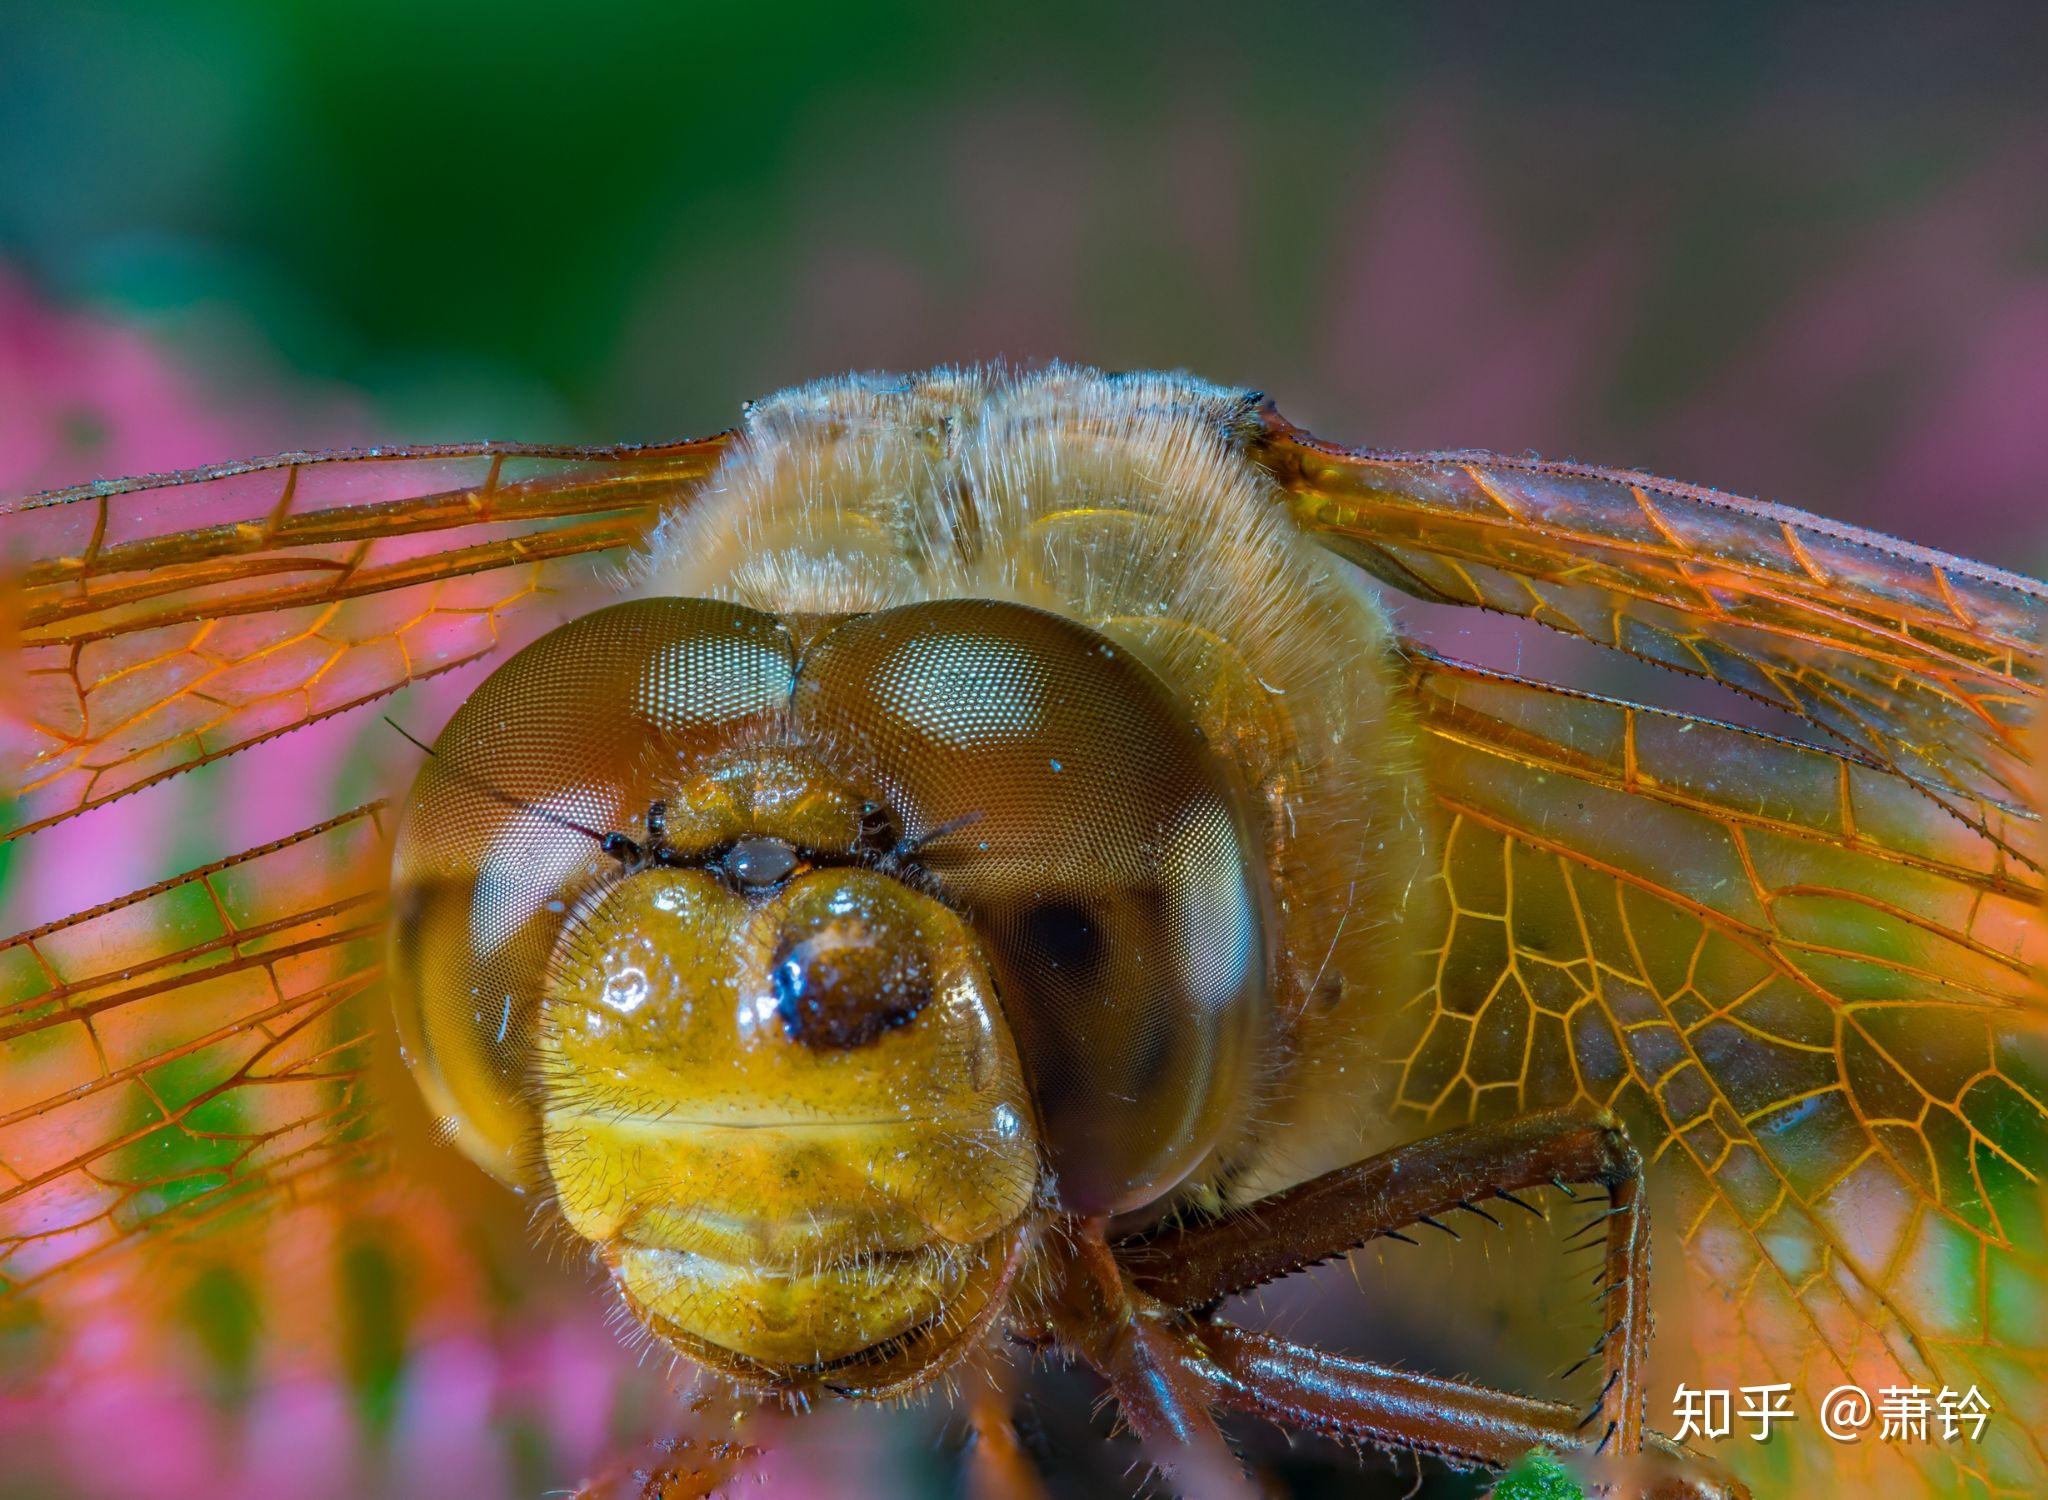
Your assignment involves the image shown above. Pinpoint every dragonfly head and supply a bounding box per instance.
[388,593,1271,1391]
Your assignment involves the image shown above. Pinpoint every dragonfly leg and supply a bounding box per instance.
[1184,1321,1746,1500]
[961,1349,1052,1500]
[1039,1221,1259,1500]
[1115,1104,1651,1457]
[570,1387,764,1500]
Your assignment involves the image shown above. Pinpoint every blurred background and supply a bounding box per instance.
[3,3,2047,1497]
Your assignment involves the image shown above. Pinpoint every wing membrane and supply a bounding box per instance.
[1394,652,2048,1496]
[1257,419,2046,870]
[2,438,730,840]
[0,806,389,1309]
[0,436,737,1333]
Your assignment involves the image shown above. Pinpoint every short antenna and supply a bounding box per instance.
[381,716,633,857]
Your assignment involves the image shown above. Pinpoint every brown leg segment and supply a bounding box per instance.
[1042,1223,1258,1500]
[962,1350,1053,1500]
[570,1389,764,1500]
[1186,1323,1744,1500]
[1115,1105,1652,1455]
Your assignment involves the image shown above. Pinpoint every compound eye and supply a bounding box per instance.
[388,599,797,1187]
[795,599,1270,1216]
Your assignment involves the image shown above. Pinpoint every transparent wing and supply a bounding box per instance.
[2,437,730,840]
[0,437,728,1364]
[1267,417,2048,1492]
[1393,651,2047,1496]
[1256,417,2046,872]
[0,807,389,1308]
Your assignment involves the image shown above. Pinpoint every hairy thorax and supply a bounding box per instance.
[636,366,1437,1212]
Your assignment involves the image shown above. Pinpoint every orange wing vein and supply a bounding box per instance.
[1257,418,2046,874]
[1393,651,2046,1496]
[1268,419,2047,1493]
[1,437,731,842]
[0,437,732,1332]
[0,806,390,1312]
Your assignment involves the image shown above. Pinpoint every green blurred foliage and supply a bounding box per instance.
[7,0,2046,506]
[1489,1449,1585,1500]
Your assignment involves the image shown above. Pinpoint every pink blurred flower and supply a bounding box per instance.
[0,271,365,933]
[0,267,358,497]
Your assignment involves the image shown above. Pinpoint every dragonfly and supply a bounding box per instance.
[2,365,2042,1500]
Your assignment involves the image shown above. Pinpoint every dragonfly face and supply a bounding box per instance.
[388,589,1269,1389]
[2,364,2042,1500]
